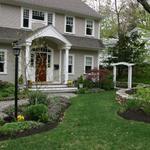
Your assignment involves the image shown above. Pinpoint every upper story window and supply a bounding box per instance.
[84,56,93,73]
[21,8,55,29]
[0,50,7,74]
[85,20,94,36]
[65,16,75,33]
[48,13,54,26]
[32,10,45,21]
[23,9,30,28]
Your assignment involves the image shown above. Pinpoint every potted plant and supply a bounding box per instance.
[27,80,33,88]
[78,75,84,89]
[67,80,73,87]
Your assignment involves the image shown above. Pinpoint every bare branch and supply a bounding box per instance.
[137,0,150,13]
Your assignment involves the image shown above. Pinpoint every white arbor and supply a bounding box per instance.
[111,62,135,89]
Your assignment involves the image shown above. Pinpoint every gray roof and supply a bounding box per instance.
[64,34,104,50]
[0,27,104,50]
[1,0,101,19]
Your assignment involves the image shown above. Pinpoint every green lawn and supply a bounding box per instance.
[1,91,150,150]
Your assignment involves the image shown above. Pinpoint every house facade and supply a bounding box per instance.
[0,0,104,84]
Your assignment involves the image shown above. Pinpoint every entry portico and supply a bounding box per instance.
[23,25,72,84]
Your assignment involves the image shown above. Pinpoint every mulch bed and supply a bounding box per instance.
[0,104,70,141]
[118,109,150,123]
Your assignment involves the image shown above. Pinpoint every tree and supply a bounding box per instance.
[107,31,146,64]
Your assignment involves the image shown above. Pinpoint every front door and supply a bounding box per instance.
[36,53,47,82]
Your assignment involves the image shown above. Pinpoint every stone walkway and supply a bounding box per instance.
[0,99,29,118]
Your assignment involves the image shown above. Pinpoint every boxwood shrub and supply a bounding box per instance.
[25,104,49,123]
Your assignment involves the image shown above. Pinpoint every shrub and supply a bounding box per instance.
[77,88,87,94]
[84,68,113,90]
[123,99,140,111]
[0,121,43,136]
[0,81,14,100]
[0,118,5,126]
[122,86,150,115]
[25,104,49,123]
[28,91,49,105]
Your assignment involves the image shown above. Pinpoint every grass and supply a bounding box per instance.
[1,91,150,149]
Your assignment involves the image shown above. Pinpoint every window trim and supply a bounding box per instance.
[84,55,94,74]
[85,19,95,36]
[64,16,75,34]
[21,7,32,29]
[68,54,75,75]
[0,49,7,75]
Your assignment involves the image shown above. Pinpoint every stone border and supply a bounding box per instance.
[116,89,133,104]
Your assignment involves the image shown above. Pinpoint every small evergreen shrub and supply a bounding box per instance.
[28,91,49,105]
[25,104,49,123]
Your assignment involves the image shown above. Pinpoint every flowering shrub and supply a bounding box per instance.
[86,68,110,82]
[17,115,25,122]
[84,68,113,90]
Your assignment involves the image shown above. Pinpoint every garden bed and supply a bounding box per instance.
[0,106,68,141]
[0,91,71,141]
[118,86,150,123]
[118,109,150,123]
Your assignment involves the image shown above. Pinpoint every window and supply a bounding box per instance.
[23,9,30,28]
[47,54,51,68]
[84,56,93,73]
[65,16,74,33]
[68,55,74,74]
[0,50,7,74]
[32,10,45,21]
[48,13,54,25]
[30,53,34,67]
[86,20,94,36]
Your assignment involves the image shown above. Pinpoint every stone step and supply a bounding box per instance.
[31,84,67,89]
[29,87,78,93]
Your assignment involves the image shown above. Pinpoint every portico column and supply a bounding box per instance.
[25,42,31,83]
[128,66,132,89]
[113,65,117,88]
[64,47,70,84]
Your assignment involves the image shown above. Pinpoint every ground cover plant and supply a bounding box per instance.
[0,121,43,137]
[0,92,150,149]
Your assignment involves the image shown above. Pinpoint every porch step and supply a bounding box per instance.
[31,84,67,89]
[30,87,78,93]
[29,84,78,93]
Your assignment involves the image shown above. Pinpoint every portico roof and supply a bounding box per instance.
[25,26,72,48]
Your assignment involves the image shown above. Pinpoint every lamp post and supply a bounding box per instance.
[12,41,21,119]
